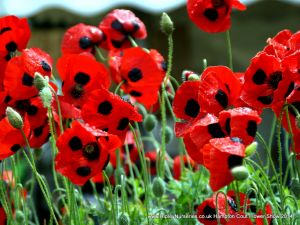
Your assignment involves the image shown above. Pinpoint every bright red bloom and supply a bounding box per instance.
[57,53,110,107]
[219,107,261,145]
[99,9,147,50]
[226,216,253,225]
[202,137,245,191]
[3,48,52,100]
[0,203,6,225]
[0,15,30,59]
[187,0,246,33]
[199,66,242,115]
[255,204,273,225]
[61,23,105,55]
[241,52,295,109]
[197,193,239,225]
[55,121,121,185]
[226,190,250,211]
[109,47,165,108]
[29,122,50,148]
[0,115,30,160]
[81,88,142,139]
[173,155,198,180]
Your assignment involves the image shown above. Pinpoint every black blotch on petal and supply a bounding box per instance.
[252,68,267,85]
[83,142,100,161]
[22,73,34,86]
[228,155,243,169]
[33,126,44,137]
[76,166,91,177]
[129,90,142,97]
[111,20,125,32]
[284,82,295,98]
[98,101,113,115]
[227,199,238,212]
[74,72,90,86]
[246,120,257,137]
[208,123,226,138]
[117,118,129,130]
[225,118,231,135]
[68,136,83,151]
[161,61,168,72]
[203,205,216,221]
[5,41,17,52]
[111,40,123,49]
[103,155,111,169]
[27,105,38,116]
[257,95,273,105]
[4,53,12,61]
[184,99,200,118]
[15,99,30,111]
[203,8,219,22]
[10,144,21,152]
[41,60,51,72]
[268,71,282,90]
[128,144,134,152]
[70,84,84,99]
[130,22,140,33]
[79,36,92,49]
[128,68,143,82]
[0,27,12,35]
[215,89,228,108]
[4,95,12,104]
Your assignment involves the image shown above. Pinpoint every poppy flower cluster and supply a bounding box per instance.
[173,66,261,191]
[187,0,246,33]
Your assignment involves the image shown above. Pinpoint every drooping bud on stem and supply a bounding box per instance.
[39,87,53,108]
[160,12,174,35]
[231,166,249,181]
[34,72,49,91]
[6,107,23,129]
[152,177,165,197]
[143,114,158,132]
[245,141,257,157]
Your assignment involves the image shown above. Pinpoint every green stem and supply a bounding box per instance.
[225,30,233,70]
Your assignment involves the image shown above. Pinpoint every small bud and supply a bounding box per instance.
[118,213,130,225]
[15,210,25,223]
[6,107,23,129]
[160,12,174,35]
[114,167,125,184]
[105,162,114,177]
[245,142,257,157]
[296,115,300,129]
[34,72,49,90]
[290,178,300,199]
[231,166,249,181]
[152,177,165,198]
[165,126,174,144]
[181,70,198,82]
[39,87,53,108]
[143,114,158,132]
[168,218,180,225]
[188,74,200,81]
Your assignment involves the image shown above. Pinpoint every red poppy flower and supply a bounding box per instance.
[199,66,241,115]
[0,204,6,225]
[0,15,30,59]
[29,122,50,148]
[197,193,239,225]
[226,216,253,225]
[0,115,30,160]
[173,155,198,180]
[226,190,250,211]
[4,48,52,100]
[255,204,273,225]
[57,53,110,107]
[202,137,245,191]
[61,23,105,55]
[187,0,246,33]
[81,88,142,139]
[241,52,295,110]
[55,121,121,185]
[109,47,165,108]
[99,9,147,50]
[0,57,7,90]
[145,150,157,175]
[219,107,262,145]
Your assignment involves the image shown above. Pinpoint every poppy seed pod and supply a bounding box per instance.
[231,166,249,181]
[104,162,114,178]
[15,210,25,223]
[34,72,49,91]
[118,213,130,225]
[187,74,200,81]
[160,12,174,35]
[245,142,257,157]
[39,87,53,108]
[143,114,158,132]
[165,126,174,144]
[152,177,165,198]
[6,107,23,129]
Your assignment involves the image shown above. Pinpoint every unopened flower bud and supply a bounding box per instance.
[118,213,130,225]
[231,166,249,181]
[290,178,300,199]
[152,177,165,197]
[188,74,200,81]
[6,107,23,129]
[104,162,114,177]
[34,72,48,91]
[165,126,173,144]
[168,218,180,225]
[143,114,158,132]
[39,87,53,108]
[182,70,197,82]
[245,142,257,157]
[15,210,25,223]
[160,12,174,35]
[114,167,125,184]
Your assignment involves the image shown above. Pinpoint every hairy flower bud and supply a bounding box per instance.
[152,177,165,198]
[188,74,200,81]
[118,213,130,225]
[231,166,249,181]
[160,12,174,35]
[143,114,158,132]
[34,72,49,91]
[15,210,25,223]
[165,126,174,144]
[245,142,257,157]
[104,162,114,178]
[6,107,23,129]
[39,87,53,108]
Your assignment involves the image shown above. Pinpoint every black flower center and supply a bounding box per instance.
[184,99,200,118]
[70,84,84,99]
[83,142,100,161]
[203,8,219,22]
